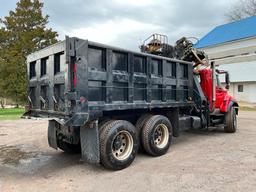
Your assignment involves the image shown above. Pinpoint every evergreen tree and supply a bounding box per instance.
[0,0,58,105]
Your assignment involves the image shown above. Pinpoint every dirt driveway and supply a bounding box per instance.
[0,111,255,192]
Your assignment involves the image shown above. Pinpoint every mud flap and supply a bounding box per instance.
[167,108,180,137]
[48,120,58,149]
[80,120,100,164]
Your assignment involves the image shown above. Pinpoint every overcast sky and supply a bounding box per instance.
[0,0,238,50]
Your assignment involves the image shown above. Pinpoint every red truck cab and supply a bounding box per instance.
[198,65,238,132]
[199,68,235,113]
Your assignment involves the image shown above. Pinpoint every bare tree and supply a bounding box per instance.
[227,0,256,21]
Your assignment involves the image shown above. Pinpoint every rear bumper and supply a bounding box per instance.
[23,109,89,126]
[23,109,67,117]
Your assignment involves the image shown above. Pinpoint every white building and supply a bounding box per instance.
[195,16,256,103]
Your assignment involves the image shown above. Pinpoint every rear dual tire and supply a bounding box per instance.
[135,114,153,151]
[141,115,172,156]
[99,120,138,170]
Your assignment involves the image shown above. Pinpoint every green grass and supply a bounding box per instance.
[0,105,254,120]
[0,108,25,120]
[239,106,256,111]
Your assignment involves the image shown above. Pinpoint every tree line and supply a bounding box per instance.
[0,0,58,107]
[226,0,256,21]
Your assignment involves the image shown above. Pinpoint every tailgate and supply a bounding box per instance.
[25,37,76,119]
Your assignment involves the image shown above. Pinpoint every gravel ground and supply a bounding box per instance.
[0,111,255,192]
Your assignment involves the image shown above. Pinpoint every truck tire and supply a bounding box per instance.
[99,119,114,134]
[57,139,81,153]
[142,115,172,156]
[224,106,237,133]
[135,114,153,150]
[100,120,138,170]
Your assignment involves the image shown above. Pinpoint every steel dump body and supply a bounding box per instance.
[26,37,194,126]
[24,36,238,170]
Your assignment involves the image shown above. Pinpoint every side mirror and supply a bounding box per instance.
[225,72,230,90]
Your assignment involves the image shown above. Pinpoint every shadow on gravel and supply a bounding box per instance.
[186,127,226,135]
[0,144,105,175]
[171,127,230,147]
[0,127,233,175]
[0,145,37,165]
[0,145,52,174]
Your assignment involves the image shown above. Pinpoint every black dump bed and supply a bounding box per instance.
[25,36,194,126]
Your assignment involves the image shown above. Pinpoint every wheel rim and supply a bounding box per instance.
[154,124,169,149]
[112,131,133,161]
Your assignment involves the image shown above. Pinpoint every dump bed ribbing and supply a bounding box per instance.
[26,36,194,126]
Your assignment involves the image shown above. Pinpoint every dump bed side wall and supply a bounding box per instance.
[26,37,194,124]
[74,38,194,115]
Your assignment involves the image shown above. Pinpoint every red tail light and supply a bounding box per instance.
[80,96,87,103]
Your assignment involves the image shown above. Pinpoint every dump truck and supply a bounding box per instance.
[24,35,239,170]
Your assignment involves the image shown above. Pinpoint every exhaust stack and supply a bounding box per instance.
[211,61,216,112]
